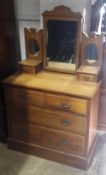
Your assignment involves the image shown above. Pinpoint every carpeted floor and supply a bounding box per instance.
[0,133,106,175]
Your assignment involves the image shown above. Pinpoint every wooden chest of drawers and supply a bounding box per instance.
[3,72,100,169]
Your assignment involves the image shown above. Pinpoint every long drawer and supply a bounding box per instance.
[6,87,44,107]
[46,93,88,115]
[9,104,86,135]
[11,122,85,155]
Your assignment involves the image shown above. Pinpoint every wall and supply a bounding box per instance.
[92,0,97,5]
[14,0,40,59]
[83,0,92,33]
[40,0,89,13]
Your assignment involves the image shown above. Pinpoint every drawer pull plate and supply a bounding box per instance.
[61,119,72,126]
[60,104,71,110]
[19,94,30,102]
[60,138,69,145]
[83,76,90,81]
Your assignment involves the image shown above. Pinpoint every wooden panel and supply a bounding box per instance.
[6,87,45,107]
[11,122,84,155]
[9,104,86,135]
[98,89,106,130]
[86,89,100,154]
[46,93,88,115]
[101,42,106,89]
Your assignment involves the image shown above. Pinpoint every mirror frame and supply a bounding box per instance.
[28,39,40,56]
[42,6,82,74]
[81,33,104,66]
[84,43,98,63]
[24,28,43,60]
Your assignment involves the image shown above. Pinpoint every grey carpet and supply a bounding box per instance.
[0,133,106,175]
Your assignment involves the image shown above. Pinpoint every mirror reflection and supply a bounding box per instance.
[28,39,40,56]
[46,20,78,69]
[84,43,98,64]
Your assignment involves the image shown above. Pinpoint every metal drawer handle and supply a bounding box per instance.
[61,119,72,126]
[60,138,69,145]
[20,95,28,101]
[20,94,28,101]
[83,76,90,81]
[60,104,71,110]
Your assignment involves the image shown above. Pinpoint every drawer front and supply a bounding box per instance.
[6,87,44,107]
[78,74,96,82]
[11,122,84,155]
[10,105,86,135]
[18,65,35,74]
[46,94,87,115]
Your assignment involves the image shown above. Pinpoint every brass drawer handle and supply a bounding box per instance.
[60,104,71,110]
[60,138,69,145]
[19,94,29,101]
[61,119,72,126]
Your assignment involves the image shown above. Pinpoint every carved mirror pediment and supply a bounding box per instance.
[42,6,82,73]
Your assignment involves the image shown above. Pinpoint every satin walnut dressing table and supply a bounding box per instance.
[3,6,101,170]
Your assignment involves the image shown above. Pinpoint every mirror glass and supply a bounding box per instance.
[46,20,78,72]
[28,39,40,56]
[84,43,98,64]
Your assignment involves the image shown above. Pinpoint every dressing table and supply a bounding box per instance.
[3,6,102,169]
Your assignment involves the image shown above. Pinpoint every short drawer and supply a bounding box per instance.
[46,94,88,115]
[6,87,44,107]
[11,122,84,155]
[77,74,97,82]
[18,65,35,74]
[10,105,86,135]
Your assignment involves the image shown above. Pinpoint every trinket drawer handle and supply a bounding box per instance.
[60,104,71,110]
[19,94,29,101]
[60,138,69,145]
[61,119,72,126]
[83,76,90,81]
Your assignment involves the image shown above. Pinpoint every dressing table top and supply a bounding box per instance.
[3,71,100,99]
